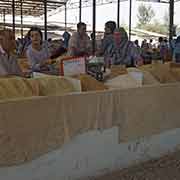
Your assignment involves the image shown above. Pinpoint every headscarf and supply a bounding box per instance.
[113,27,128,50]
[107,27,139,66]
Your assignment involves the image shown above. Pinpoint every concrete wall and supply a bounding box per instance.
[0,127,180,180]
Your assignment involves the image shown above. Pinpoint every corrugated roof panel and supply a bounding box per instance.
[0,0,67,16]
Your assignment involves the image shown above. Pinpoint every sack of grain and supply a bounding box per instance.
[140,63,177,83]
[107,65,128,80]
[34,76,80,96]
[169,63,180,81]
[105,75,141,90]
[150,63,177,83]
[142,70,160,85]
[75,74,108,91]
[0,77,39,100]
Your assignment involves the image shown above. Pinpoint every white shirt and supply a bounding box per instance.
[26,42,50,71]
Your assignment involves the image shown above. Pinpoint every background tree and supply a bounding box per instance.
[137,4,155,27]
[163,11,169,28]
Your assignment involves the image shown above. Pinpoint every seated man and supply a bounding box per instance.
[0,30,22,76]
[68,22,91,56]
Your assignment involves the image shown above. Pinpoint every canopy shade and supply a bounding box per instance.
[0,0,68,17]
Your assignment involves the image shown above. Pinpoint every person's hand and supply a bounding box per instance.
[40,65,49,71]
[21,70,32,78]
[39,61,46,67]
[39,60,50,67]
[38,61,50,72]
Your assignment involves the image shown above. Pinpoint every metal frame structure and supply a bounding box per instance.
[129,0,132,40]
[0,0,66,16]
[0,0,177,50]
[169,0,174,40]
[59,0,177,52]
[117,0,120,28]
[0,0,67,39]
[92,0,96,54]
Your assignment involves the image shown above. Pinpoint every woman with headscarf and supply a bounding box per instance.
[106,27,143,67]
[173,36,180,63]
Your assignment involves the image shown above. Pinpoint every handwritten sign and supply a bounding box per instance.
[60,56,86,76]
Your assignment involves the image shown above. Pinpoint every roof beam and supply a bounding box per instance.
[0,2,61,8]
[0,0,65,16]
[22,0,66,5]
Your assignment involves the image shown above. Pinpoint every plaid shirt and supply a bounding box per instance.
[68,32,91,56]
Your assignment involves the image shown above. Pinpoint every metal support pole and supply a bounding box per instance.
[169,0,174,40]
[12,0,15,35]
[92,0,96,55]
[129,0,132,40]
[117,0,120,28]
[44,0,47,40]
[20,0,23,39]
[65,3,67,31]
[79,0,82,22]
[3,9,5,30]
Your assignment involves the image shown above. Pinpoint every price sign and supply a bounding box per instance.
[60,56,86,76]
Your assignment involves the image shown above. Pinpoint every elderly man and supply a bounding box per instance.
[68,22,91,56]
[0,30,22,76]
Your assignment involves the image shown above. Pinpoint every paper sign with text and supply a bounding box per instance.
[60,56,86,76]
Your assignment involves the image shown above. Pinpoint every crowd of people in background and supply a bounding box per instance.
[1,20,180,77]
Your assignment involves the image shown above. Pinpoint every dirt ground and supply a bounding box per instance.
[89,151,180,180]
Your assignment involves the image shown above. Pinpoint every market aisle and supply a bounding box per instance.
[89,151,180,180]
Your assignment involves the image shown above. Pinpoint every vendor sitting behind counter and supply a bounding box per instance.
[68,22,91,57]
[105,28,143,67]
[0,29,22,76]
[26,27,51,72]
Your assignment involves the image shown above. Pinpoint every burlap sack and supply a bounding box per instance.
[75,74,108,91]
[0,77,39,100]
[140,63,177,83]
[33,76,79,96]
[107,65,128,80]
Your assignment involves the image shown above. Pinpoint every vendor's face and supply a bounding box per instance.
[78,25,86,36]
[0,30,15,53]
[104,26,112,35]
[30,31,41,45]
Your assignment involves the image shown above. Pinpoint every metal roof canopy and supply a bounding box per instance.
[0,0,177,51]
[0,0,67,16]
[0,0,68,40]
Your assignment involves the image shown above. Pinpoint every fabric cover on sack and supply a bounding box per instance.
[0,77,39,100]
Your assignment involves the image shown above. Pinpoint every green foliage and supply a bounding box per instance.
[120,23,128,31]
[137,4,155,27]
[136,10,179,36]
[142,21,169,35]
